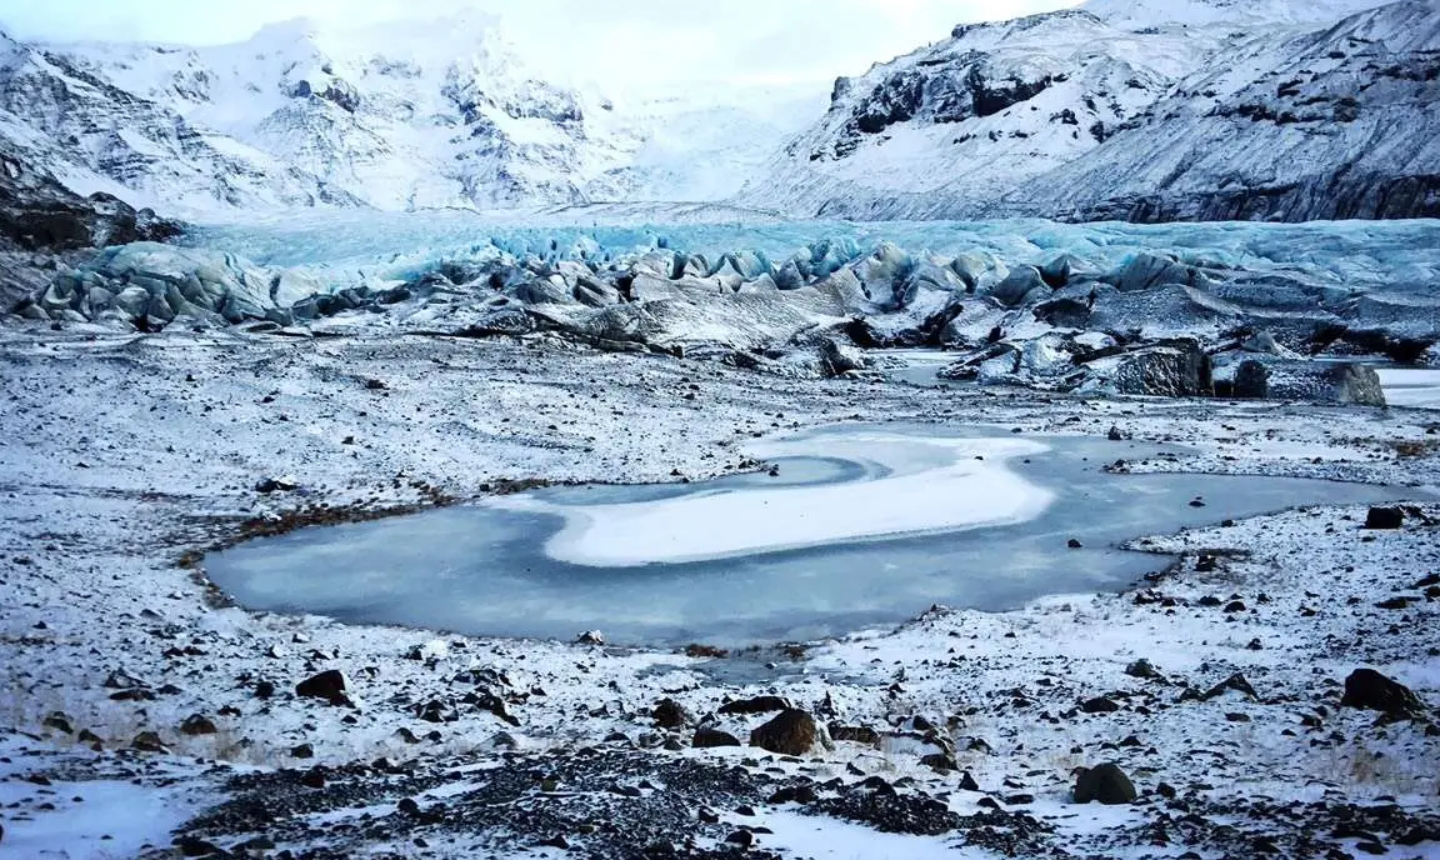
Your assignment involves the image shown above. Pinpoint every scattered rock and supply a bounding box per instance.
[1125,659,1162,681]
[131,731,168,754]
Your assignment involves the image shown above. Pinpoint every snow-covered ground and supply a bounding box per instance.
[0,324,1437,858]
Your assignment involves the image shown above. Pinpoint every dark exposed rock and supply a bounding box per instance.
[828,724,881,747]
[1233,359,1387,407]
[0,144,181,254]
[653,699,690,730]
[750,710,826,757]
[132,731,169,754]
[295,669,350,706]
[1073,763,1136,805]
[692,728,742,749]
[1365,507,1405,530]
[1341,669,1426,720]
[719,696,793,716]
[1081,696,1121,714]
[1107,341,1214,398]
[180,714,218,736]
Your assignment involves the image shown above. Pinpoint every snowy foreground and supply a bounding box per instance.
[1,326,1438,859]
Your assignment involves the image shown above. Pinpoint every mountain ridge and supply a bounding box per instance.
[736,0,1440,222]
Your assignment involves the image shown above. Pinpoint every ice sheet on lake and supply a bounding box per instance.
[492,433,1053,566]
[1378,368,1440,409]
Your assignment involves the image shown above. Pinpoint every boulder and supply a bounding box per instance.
[1365,507,1405,530]
[295,669,350,706]
[819,338,867,376]
[1073,763,1136,805]
[1106,342,1214,398]
[179,714,218,736]
[1232,359,1386,407]
[749,709,831,757]
[1341,669,1426,720]
[692,727,742,748]
[653,699,690,730]
[719,696,793,716]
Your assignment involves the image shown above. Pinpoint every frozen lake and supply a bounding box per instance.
[206,425,1427,646]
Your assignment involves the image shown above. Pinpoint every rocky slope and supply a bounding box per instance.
[739,0,1440,223]
[0,135,178,309]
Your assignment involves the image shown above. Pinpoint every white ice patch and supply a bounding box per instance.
[1377,368,1440,410]
[494,433,1053,567]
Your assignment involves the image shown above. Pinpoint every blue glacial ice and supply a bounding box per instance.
[185,211,1440,293]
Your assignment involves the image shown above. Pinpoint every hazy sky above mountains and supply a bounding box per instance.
[2,0,1082,86]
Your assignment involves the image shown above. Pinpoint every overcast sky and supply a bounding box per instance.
[1,0,1083,87]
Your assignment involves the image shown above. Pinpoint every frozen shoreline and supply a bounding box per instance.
[0,327,1436,859]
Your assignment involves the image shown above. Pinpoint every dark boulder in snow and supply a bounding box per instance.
[1364,507,1405,530]
[1073,763,1136,805]
[750,709,830,757]
[295,669,350,706]
[719,696,794,716]
[652,699,690,730]
[1341,669,1426,720]
[692,727,742,749]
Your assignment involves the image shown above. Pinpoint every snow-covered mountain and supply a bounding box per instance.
[3,0,1435,224]
[737,0,1440,222]
[0,15,820,216]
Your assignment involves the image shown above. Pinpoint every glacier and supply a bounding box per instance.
[182,212,1440,289]
[10,212,1436,406]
